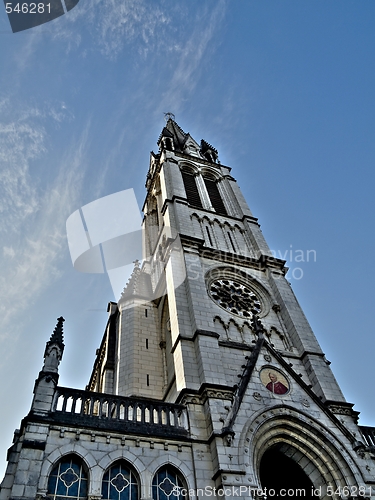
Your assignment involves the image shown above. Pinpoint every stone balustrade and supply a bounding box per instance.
[48,386,189,437]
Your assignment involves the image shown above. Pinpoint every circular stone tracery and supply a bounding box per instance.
[209,279,261,318]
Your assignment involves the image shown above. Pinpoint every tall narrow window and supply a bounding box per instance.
[206,226,213,246]
[47,455,88,500]
[203,178,227,215]
[181,171,203,208]
[102,461,139,500]
[227,232,236,252]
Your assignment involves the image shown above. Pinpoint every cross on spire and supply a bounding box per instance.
[164,112,175,122]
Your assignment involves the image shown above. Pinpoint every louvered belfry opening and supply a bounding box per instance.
[181,171,203,208]
[204,178,227,216]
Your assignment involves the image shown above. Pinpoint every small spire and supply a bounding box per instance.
[121,262,142,298]
[200,139,218,163]
[42,317,65,373]
[49,316,65,348]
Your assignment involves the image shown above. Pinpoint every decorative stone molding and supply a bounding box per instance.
[329,405,352,416]
[325,401,359,423]
[180,394,203,405]
[180,387,234,406]
[205,389,234,401]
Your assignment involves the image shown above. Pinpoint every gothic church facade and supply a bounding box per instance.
[1,118,375,500]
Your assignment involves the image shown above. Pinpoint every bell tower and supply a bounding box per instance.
[2,117,375,500]
[102,115,347,405]
[85,116,375,495]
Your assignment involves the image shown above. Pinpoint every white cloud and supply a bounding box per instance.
[12,0,226,77]
[0,103,90,338]
[41,0,171,58]
[3,246,15,258]
[0,98,75,234]
[156,1,227,115]
[90,0,170,58]
[0,109,43,232]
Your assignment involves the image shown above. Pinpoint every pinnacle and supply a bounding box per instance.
[49,316,65,347]
[200,138,218,154]
[121,262,142,298]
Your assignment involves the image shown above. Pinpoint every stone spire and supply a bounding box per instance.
[42,317,65,373]
[120,260,141,298]
[46,316,65,350]
[120,260,153,301]
[32,317,66,415]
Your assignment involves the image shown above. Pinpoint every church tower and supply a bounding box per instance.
[2,117,375,500]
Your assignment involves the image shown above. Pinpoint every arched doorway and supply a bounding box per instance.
[249,409,362,497]
[260,445,315,499]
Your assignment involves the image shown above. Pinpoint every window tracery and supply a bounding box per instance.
[152,467,186,500]
[209,279,261,318]
[101,461,139,500]
[47,455,88,500]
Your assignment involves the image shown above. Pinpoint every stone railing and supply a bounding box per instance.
[50,387,189,437]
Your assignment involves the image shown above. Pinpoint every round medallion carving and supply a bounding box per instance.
[209,279,261,318]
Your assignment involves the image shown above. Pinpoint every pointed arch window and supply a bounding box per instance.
[102,461,139,500]
[152,466,187,500]
[203,177,227,216]
[47,455,88,500]
[181,171,203,209]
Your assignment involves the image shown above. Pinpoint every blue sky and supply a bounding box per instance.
[0,0,374,478]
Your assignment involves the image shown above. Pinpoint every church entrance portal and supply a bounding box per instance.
[260,445,315,499]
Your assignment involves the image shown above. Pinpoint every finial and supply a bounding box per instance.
[49,316,65,347]
[133,259,140,268]
[164,112,175,122]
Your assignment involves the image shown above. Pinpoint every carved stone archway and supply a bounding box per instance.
[242,408,363,499]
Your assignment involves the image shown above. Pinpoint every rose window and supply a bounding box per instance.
[209,279,261,318]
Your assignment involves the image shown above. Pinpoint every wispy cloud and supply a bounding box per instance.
[3,246,15,258]
[43,0,171,58]
[0,98,44,233]
[12,0,226,81]
[156,1,227,115]
[0,98,75,234]
[0,107,90,337]
[91,0,170,58]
